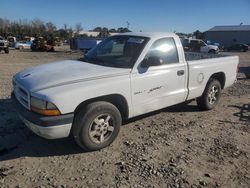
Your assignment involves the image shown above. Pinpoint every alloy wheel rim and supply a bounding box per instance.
[89,114,114,144]
[208,85,219,105]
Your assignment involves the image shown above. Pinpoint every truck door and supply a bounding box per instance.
[200,41,209,53]
[131,37,187,116]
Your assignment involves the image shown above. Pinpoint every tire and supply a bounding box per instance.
[197,79,221,111]
[19,46,24,50]
[49,47,55,52]
[72,101,121,151]
[4,48,9,54]
[208,49,216,54]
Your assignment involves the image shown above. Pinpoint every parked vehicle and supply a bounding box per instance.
[70,38,102,53]
[31,37,55,52]
[7,36,17,48]
[54,37,63,46]
[181,38,190,51]
[12,33,238,151]
[189,39,219,53]
[0,36,9,53]
[15,41,32,50]
[227,44,248,52]
[205,40,224,51]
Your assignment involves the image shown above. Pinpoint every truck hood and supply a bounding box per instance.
[14,60,130,92]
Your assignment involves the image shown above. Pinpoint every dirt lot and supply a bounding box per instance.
[0,48,249,188]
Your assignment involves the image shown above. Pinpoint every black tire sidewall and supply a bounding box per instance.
[73,102,121,151]
[208,50,216,54]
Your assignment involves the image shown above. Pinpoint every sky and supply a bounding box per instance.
[0,0,250,33]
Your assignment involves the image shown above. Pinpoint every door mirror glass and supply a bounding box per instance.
[141,56,163,67]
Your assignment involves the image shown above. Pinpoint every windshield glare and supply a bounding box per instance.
[84,35,149,68]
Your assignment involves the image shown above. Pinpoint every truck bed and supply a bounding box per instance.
[185,52,229,61]
[185,52,238,101]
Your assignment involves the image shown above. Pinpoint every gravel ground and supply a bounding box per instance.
[0,48,249,188]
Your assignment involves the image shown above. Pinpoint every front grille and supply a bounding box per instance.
[13,79,30,110]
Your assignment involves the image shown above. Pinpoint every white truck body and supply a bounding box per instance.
[13,32,238,140]
[189,39,219,53]
[200,44,219,53]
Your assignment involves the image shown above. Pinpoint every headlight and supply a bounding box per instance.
[30,97,61,116]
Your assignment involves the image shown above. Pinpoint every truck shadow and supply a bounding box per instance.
[0,99,199,161]
[124,101,199,124]
[0,99,82,162]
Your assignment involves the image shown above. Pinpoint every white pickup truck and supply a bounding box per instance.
[185,39,219,54]
[12,32,238,151]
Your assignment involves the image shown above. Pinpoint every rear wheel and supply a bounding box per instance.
[208,49,216,54]
[73,101,121,151]
[197,79,221,110]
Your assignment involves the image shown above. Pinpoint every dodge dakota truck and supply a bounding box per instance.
[12,32,238,151]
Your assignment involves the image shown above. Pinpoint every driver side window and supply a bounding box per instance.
[146,38,179,64]
[200,41,206,47]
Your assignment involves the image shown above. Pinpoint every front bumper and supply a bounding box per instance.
[12,93,74,139]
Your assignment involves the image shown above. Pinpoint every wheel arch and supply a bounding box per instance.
[208,72,226,89]
[74,94,129,121]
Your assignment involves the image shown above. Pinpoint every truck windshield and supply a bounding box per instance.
[83,35,149,68]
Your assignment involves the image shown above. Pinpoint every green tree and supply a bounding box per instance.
[193,30,205,39]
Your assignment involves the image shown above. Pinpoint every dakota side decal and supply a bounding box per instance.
[134,86,163,95]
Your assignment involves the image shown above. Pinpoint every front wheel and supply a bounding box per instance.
[72,101,121,151]
[197,79,221,110]
[18,46,24,50]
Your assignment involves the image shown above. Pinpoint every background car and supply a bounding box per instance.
[227,43,248,52]
[15,41,32,50]
[189,39,219,54]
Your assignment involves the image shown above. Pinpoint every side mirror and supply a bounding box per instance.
[141,56,163,67]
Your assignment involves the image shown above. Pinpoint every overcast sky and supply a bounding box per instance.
[1,0,250,33]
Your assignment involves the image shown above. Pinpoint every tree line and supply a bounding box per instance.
[0,17,204,40]
[0,17,131,40]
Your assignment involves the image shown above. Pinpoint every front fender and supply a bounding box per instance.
[33,75,132,116]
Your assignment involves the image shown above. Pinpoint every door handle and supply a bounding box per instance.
[177,70,184,76]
